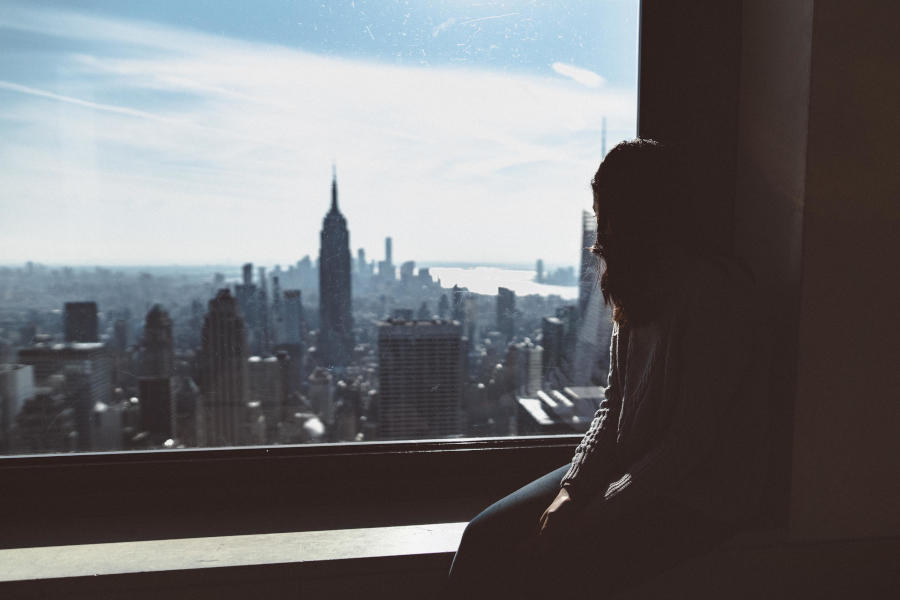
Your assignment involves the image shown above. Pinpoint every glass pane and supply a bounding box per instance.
[0,0,638,453]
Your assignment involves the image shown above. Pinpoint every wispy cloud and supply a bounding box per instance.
[551,62,607,88]
[0,81,170,121]
[0,5,635,266]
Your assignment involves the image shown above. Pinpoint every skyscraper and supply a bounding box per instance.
[139,305,175,444]
[578,210,598,318]
[141,305,173,378]
[271,275,282,345]
[138,377,174,444]
[235,263,261,354]
[64,302,99,343]
[400,260,415,284]
[281,290,306,346]
[377,319,464,440]
[0,364,34,451]
[574,211,613,386]
[496,287,516,341]
[18,342,111,451]
[451,285,465,322]
[257,266,270,354]
[277,289,306,395]
[200,289,249,446]
[379,236,396,281]
[247,355,284,443]
[318,168,354,368]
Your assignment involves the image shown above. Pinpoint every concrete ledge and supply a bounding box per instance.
[0,522,467,600]
[2,523,896,599]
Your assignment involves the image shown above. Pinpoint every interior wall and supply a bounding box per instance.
[788,0,900,541]
[652,0,900,540]
[733,0,814,525]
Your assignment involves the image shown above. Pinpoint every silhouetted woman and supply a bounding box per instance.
[444,139,768,599]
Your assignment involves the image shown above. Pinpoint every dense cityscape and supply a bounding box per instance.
[0,173,613,455]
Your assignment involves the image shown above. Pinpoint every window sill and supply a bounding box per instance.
[0,523,467,599]
[0,522,467,581]
[0,436,579,550]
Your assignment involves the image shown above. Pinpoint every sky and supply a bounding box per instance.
[0,0,638,268]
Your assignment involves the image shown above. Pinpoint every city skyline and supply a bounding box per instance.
[0,1,638,266]
[0,181,608,453]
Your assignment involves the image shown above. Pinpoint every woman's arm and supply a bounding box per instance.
[559,323,625,500]
[588,266,756,520]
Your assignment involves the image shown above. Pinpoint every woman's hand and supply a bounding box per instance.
[537,487,576,540]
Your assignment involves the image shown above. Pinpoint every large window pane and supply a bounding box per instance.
[0,1,638,453]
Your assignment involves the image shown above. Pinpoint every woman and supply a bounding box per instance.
[444,139,768,599]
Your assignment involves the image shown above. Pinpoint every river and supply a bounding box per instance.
[427,266,578,300]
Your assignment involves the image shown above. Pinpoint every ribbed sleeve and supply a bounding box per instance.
[559,323,623,499]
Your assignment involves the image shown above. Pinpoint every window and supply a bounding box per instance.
[0,1,638,456]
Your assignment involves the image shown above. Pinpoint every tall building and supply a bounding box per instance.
[496,287,516,341]
[141,305,173,378]
[257,266,271,354]
[138,377,174,444]
[578,210,598,318]
[200,289,249,446]
[318,168,354,368]
[111,316,131,388]
[307,367,334,426]
[271,275,283,345]
[542,306,580,389]
[235,263,261,355]
[571,281,614,386]
[574,212,614,386]
[64,302,99,343]
[517,341,543,395]
[11,389,77,454]
[0,364,35,451]
[276,289,306,394]
[138,305,175,444]
[173,375,202,447]
[379,237,396,281]
[377,320,464,440]
[282,290,307,344]
[399,260,415,284]
[451,285,465,322]
[247,356,284,443]
[333,378,362,442]
[18,343,111,451]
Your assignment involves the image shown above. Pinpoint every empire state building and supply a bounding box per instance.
[318,168,354,367]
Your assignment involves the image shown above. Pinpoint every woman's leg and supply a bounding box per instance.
[444,464,570,599]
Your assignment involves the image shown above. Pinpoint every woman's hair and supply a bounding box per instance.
[590,139,701,324]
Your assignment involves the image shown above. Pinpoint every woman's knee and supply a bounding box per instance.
[457,509,496,553]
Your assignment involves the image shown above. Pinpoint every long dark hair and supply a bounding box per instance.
[590,139,701,325]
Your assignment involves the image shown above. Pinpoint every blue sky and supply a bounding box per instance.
[0,0,638,267]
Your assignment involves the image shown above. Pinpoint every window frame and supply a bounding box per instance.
[1,0,779,548]
[0,435,582,547]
